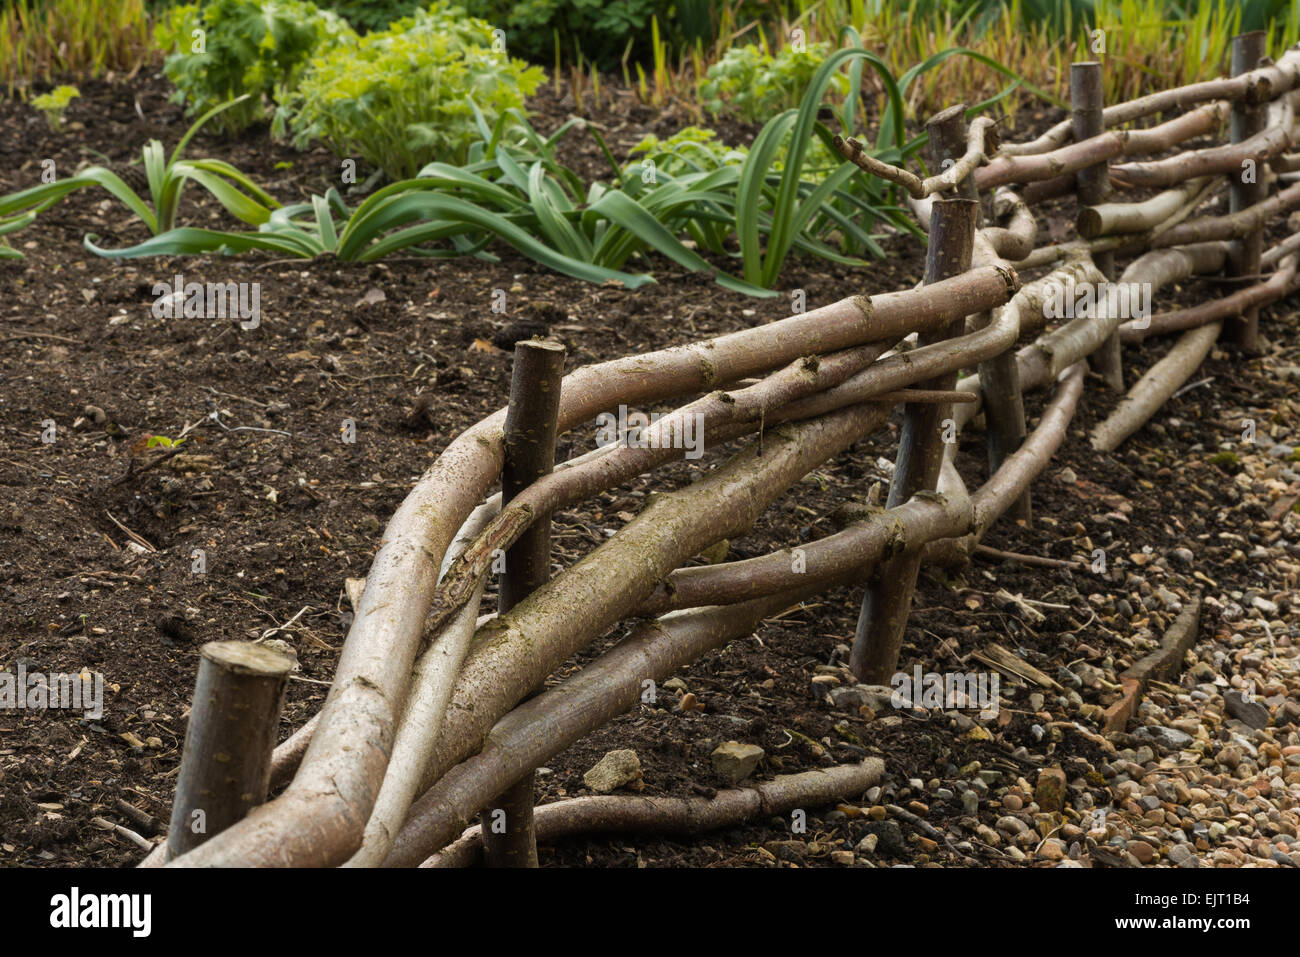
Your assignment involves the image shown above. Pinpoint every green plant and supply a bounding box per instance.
[281,3,545,179]
[701,40,848,123]
[155,0,353,134]
[0,0,152,91]
[31,85,80,132]
[78,96,867,293]
[80,106,771,290]
[0,211,36,259]
[629,127,747,176]
[38,42,1024,297]
[0,96,279,258]
[82,110,712,283]
[146,434,188,449]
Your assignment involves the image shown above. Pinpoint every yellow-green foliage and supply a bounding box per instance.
[31,84,80,131]
[283,4,545,179]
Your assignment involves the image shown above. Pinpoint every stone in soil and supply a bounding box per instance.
[583,749,642,793]
[710,741,765,784]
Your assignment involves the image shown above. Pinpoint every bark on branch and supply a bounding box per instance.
[1110,95,1296,188]
[1091,323,1225,452]
[422,762,885,867]
[978,100,1231,190]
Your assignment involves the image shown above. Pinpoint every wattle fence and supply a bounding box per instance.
[144,34,1300,867]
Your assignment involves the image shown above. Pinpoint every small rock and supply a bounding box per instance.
[1168,844,1193,865]
[710,741,765,784]
[1251,595,1279,617]
[764,840,806,864]
[855,684,897,712]
[1128,840,1156,864]
[996,815,1028,835]
[583,749,642,793]
[860,820,905,856]
[1038,838,1066,861]
[1035,768,1068,813]
[829,685,867,711]
[1224,690,1270,730]
[1134,725,1193,751]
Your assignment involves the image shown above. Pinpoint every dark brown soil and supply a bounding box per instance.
[1,72,1296,869]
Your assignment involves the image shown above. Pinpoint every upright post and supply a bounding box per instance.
[851,196,977,684]
[1227,31,1268,353]
[1072,61,1124,391]
[480,338,565,867]
[168,641,294,860]
[930,104,1031,524]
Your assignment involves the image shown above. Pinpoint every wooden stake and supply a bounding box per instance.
[1072,61,1124,392]
[931,103,1031,525]
[1226,31,1268,353]
[167,641,293,860]
[851,194,977,684]
[925,104,982,211]
[480,338,565,868]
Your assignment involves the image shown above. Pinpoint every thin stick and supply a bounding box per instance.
[104,511,156,552]
[1121,255,1298,342]
[1078,176,1216,238]
[973,544,1083,570]
[423,762,885,867]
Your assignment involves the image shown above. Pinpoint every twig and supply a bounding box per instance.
[114,798,164,837]
[974,544,1083,569]
[0,331,82,344]
[885,803,979,865]
[104,511,156,552]
[1171,376,1215,399]
[208,410,291,438]
[833,135,925,197]
[257,606,311,642]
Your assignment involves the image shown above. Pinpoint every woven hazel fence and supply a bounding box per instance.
[146,34,1300,868]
